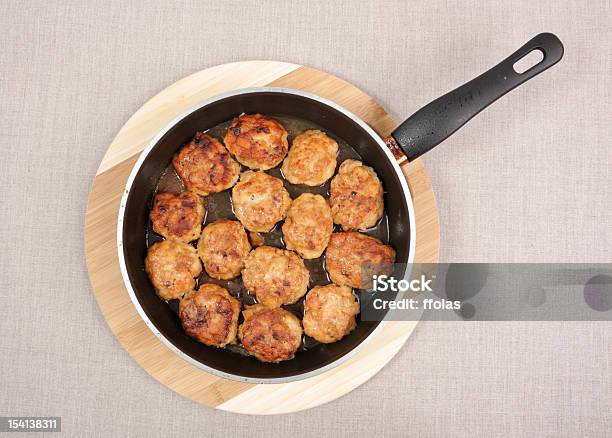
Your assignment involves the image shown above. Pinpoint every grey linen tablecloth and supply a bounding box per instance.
[0,1,610,436]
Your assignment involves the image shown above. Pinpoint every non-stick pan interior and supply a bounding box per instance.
[122,90,411,380]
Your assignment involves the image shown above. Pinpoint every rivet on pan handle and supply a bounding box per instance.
[386,33,564,162]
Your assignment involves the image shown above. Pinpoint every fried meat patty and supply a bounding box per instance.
[197,219,251,280]
[224,114,288,170]
[231,171,291,232]
[179,284,240,347]
[281,129,338,186]
[173,132,240,196]
[144,240,202,300]
[325,232,395,289]
[329,159,384,230]
[303,284,359,343]
[281,193,333,259]
[149,191,205,242]
[242,246,309,307]
[238,305,302,362]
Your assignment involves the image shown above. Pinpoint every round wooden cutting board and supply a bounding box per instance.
[84,61,440,415]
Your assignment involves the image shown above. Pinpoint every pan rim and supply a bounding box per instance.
[116,87,417,384]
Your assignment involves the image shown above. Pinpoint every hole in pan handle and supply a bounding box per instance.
[388,32,564,162]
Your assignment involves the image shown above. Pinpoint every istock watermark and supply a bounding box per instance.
[371,274,460,311]
[372,274,435,293]
[0,417,61,432]
[360,263,612,321]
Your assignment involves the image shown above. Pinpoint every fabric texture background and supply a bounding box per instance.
[0,1,610,436]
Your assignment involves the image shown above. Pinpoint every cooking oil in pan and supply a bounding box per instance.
[147,114,390,355]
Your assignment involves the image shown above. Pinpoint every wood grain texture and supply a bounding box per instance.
[84,61,439,414]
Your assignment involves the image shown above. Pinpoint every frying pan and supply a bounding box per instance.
[118,33,563,383]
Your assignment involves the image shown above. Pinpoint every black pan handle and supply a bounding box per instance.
[390,33,564,161]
